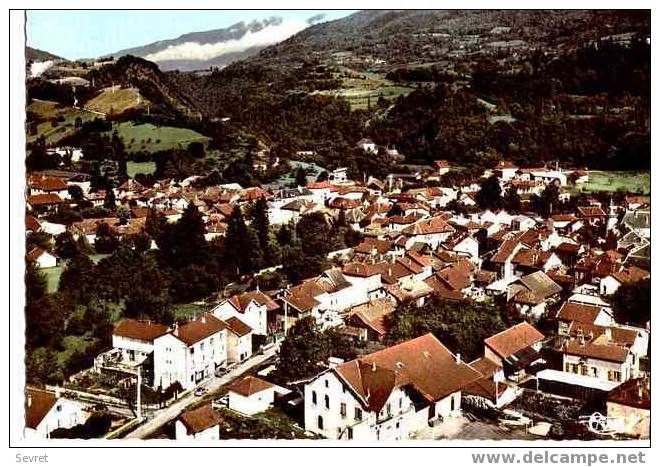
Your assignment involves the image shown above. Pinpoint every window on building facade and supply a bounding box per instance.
[312,391,317,405]
[347,427,353,440]
[355,407,362,421]
[325,379,329,388]
[325,395,330,409]
[317,416,324,429]
[340,402,347,418]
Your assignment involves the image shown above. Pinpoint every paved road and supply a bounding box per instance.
[125,347,278,439]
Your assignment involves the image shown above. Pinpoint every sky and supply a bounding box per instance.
[26,10,356,60]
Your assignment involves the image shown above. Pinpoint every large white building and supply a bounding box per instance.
[212,290,278,336]
[303,333,481,440]
[153,313,228,390]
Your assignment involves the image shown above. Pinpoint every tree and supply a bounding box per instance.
[54,231,79,259]
[274,317,332,382]
[94,222,119,254]
[188,141,206,159]
[293,167,308,187]
[611,278,650,326]
[159,204,208,268]
[385,296,508,361]
[58,254,95,303]
[224,205,262,276]
[295,212,335,256]
[250,197,276,266]
[476,175,503,210]
[503,186,522,213]
[532,183,560,217]
[103,188,116,210]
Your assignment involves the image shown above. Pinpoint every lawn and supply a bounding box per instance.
[56,334,98,368]
[576,170,650,195]
[108,121,211,153]
[170,302,212,322]
[44,253,110,293]
[84,86,148,116]
[216,407,312,440]
[314,69,415,110]
[27,100,97,145]
[126,161,156,177]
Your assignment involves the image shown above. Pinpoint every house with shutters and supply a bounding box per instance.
[212,290,279,336]
[152,313,228,390]
[303,333,481,440]
[24,388,85,439]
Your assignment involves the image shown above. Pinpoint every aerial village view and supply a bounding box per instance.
[19,9,650,444]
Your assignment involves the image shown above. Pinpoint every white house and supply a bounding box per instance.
[212,290,279,336]
[226,376,276,416]
[303,333,481,440]
[109,319,169,367]
[152,313,228,391]
[599,267,650,296]
[402,216,456,250]
[357,138,378,154]
[175,404,221,440]
[224,316,253,364]
[24,388,85,439]
[26,247,58,269]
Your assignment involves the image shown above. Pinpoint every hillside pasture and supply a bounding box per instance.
[108,121,211,153]
[27,100,97,145]
[84,86,149,116]
[575,170,650,195]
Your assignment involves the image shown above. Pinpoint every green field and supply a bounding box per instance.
[27,100,97,145]
[576,171,650,195]
[314,69,415,110]
[84,86,147,116]
[44,253,110,293]
[109,121,211,153]
[127,161,157,177]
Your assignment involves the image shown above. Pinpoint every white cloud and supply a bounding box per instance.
[144,19,307,63]
[30,60,54,77]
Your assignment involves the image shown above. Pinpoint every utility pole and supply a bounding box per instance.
[136,366,142,419]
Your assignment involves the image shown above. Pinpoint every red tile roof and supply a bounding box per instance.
[178,404,221,435]
[484,322,544,360]
[556,302,605,324]
[226,376,274,397]
[25,388,57,429]
[172,314,226,346]
[113,319,169,342]
[224,316,252,337]
[334,333,482,412]
[27,193,64,206]
[227,291,279,313]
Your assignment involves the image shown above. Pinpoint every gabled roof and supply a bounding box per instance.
[172,314,226,346]
[25,388,57,429]
[578,206,607,217]
[28,174,68,192]
[609,266,650,285]
[25,215,41,232]
[333,333,482,412]
[26,247,55,263]
[114,319,169,342]
[402,216,455,236]
[27,193,64,206]
[556,302,605,324]
[348,298,396,337]
[178,404,221,435]
[515,271,562,302]
[484,322,544,360]
[227,376,274,397]
[227,290,279,313]
[607,378,650,410]
[224,316,252,337]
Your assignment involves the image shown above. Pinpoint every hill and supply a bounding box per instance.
[26,46,64,63]
[112,17,308,71]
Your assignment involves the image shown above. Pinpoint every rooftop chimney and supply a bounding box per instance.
[455,353,461,364]
[173,323,179,336]
[27,395,32,407]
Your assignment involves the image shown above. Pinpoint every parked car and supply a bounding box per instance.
[194,387,208,397]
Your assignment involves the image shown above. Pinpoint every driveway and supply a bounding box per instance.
[124,347,279,439]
